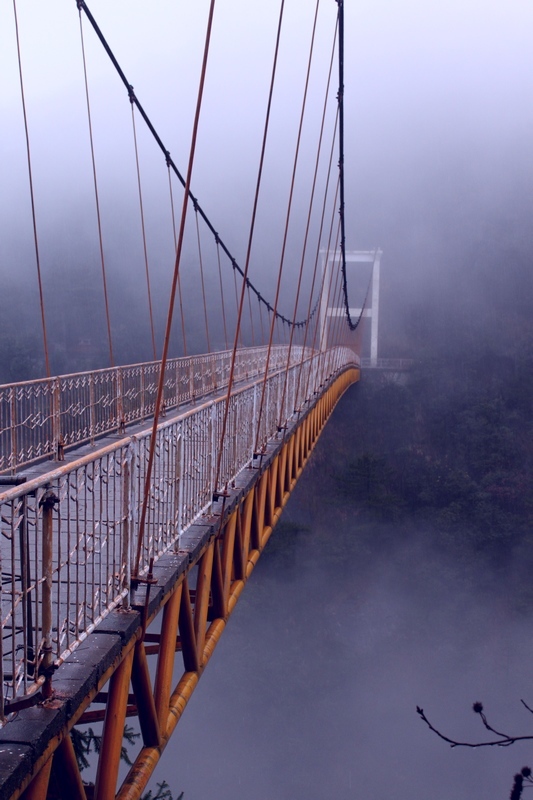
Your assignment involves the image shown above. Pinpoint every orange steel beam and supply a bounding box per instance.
[50,735,87,800]
[131,642,160,747]
[94,647,135,800]
[193,541,214,663]
[6,633,141,800]
[20,758,52,800]
[153,584,182,729]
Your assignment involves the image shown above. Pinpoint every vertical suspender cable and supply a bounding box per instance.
[77,1,311,335]
[277,16,337,427]
[231,267,241,347]
[166,156,188,356]
[253,0,320,454]
[305,177,340,396]
[215,237,229,350]
[130,100,158,361]
[247,284,255,346]
[133,0,217,579]
[258,295,265,344]
[194,204,211,353]
[295,109,339,404]
[78,9,115,367]
[12,0,51,378]
[212,0,286,496]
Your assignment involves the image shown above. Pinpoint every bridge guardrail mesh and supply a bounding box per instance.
[0,346,358,718]
[0,346,306,475]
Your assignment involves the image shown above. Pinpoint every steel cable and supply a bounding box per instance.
[133,0,217,579]
[278,13,338,427]
[130,100,157,360]
[12,0,51,378]
[78,9,115,367]
[166,156,188,356]
[76,0,317,330]
[253,0,321,454]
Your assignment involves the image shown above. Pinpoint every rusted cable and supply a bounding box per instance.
[278,11,338,426]
[166,156,188,356]
[130,98,157,361]
[78,9,115,367]
[76,0,315,330]
[12,0,51,378]
[133,0,217,579]
[212,0,286,496]
[194,205,211,353]
[215,237,229,350]
[253,0,321,454]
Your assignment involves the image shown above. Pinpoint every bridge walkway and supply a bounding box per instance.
[0,355,359,800]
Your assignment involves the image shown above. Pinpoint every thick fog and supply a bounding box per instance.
[2,2,533,797]
[2,0,532,372]
[141,385,533,799]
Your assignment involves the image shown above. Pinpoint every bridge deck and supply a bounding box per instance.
[0,342,360,795]
[0,362,359,800]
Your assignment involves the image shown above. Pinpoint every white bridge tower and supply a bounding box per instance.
[320,249,382,366]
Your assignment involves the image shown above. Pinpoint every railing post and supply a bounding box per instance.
[40,489,58,698]
[177,428,184,541]
[18,493,34,689]
[89,372,96,446]
[117,367,125,434]
[52,378,61,461]
[210,402,217,492]
[252,382,258,461]
[9,387,17,472]
[0,532,3,721]
[140,366,146,421]
[122,447,131,607]
[189,359,195,404]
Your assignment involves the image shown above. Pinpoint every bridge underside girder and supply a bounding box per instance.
[4,367,359,800]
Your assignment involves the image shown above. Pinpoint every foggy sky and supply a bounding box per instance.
[140,387,533,799]
[2,0,533,317]
[2,4,532,796]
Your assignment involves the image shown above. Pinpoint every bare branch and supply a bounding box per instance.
[416,704,533,749]
[521,700,533,716]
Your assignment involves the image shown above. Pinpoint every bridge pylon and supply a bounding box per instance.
[320,249,382,365]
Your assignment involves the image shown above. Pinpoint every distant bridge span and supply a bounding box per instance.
[0,346,359,800]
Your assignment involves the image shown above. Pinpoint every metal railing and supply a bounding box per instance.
[0,346,306,474]
[0,346,358,717]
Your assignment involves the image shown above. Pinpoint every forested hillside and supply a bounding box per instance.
[306,246,533,557]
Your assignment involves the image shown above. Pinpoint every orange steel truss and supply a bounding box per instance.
[12,366,359,800]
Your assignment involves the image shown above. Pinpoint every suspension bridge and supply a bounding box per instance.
[0,2,380,797]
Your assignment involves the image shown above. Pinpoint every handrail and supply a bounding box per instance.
[0,346,307,474]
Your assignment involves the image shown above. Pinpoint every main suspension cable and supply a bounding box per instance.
[76,0,315,330]
[336,0,360,331]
